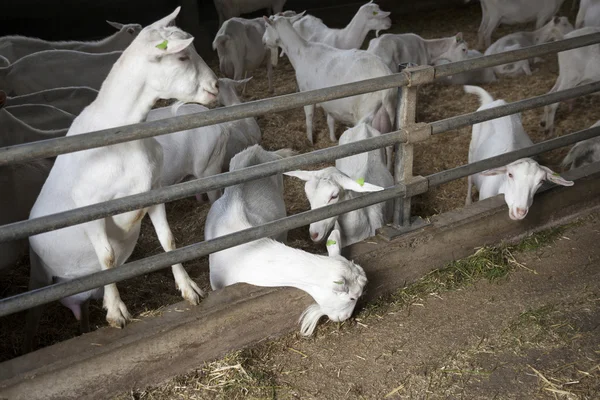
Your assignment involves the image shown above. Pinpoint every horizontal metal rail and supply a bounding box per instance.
[1,81,599,243]
[1,31,599,166]
[1,125,599,318]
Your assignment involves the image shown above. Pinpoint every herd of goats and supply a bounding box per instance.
[1,0,600,355]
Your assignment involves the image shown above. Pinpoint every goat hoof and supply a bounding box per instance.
[106,302,131,328]
[179,278,204,305]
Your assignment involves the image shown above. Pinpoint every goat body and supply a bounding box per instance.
[562,120,600,169]
[541,27,600,135]
[576,0,600,28]
[0,50,121,96]
[367,32,468,72]
[477,0,566,48]
[0,22,141,63]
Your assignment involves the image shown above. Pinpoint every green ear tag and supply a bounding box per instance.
[373,11,378,15]
[356,178,365,187]
[156,40,168,50]
[552,172,560,177]
[326,240,337,246]
[333,280,344,285]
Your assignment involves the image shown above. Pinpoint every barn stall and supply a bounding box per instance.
[1,0,600,398]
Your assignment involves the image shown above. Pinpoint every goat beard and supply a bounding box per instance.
[299,304,325,336]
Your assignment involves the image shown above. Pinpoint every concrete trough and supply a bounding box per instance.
[1,165,600,400]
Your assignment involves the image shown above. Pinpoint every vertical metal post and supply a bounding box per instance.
[393,63,418,228]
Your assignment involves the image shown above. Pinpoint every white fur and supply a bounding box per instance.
[205,145,367,336]
[541,27,600,135]
[292,2,391,50]
[25,7,219,351]
[214,0,287,27]
[367,32,468,72]
[7,87,98,115]
[434,50,497,85]
[576,0,600,28]
[0,50,122,96]
[0,22,141,63]
[216,78,262,169]
[477,0,566,48]
[213,13,295,93]
[562,120,600,169]
[262,13,396,145]
[464,85,573,220]
[285,122,393,246]
[484,17,573,77]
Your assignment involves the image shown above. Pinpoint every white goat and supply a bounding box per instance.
[5,104,75,130]
[213,16,275,93]
[484,17,573,77]
[0,21,141,63]
[367,32,468,72]
[434,50,497,85]
[214,0,287,27]
[147,103,229,204]
[263,13,396,146]
[25,7,219,351]
[540,27,600,135]
[205,144,367,336]
[576,0,600,28]
[285,121,392,246]
[292,1,391,50]
[0,50,121,96]
[561,120,600,169]
[477,0,566,48]
[7,86,98,115]
[464,85,573,220]
[216,78,262,169]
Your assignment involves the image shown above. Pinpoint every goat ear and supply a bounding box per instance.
[455,32,464,43]
[154,37,194,54]
[284,170,319,181]
[151,6,181,28]
[235,76,253,86]
[289,11,306,24]
[106,21,124,30]
[540,166,574,187]
[480,166,507,176]
[336,175,385,193]
[326,230,342,257]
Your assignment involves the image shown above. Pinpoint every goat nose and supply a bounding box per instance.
[516,208,527,218]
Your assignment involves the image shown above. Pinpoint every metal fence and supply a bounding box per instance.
[1,32,600,318]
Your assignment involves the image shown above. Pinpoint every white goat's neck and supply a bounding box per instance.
[424,37,455,62]
[276,21,309,69]
[235,238,339,295]
[338,12,370,48]
[87,53,157,129]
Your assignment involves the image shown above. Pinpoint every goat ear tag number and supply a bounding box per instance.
[326,240,337,246]
[156,40,168,50]
[356,178,365,186]
[333,280,344,285]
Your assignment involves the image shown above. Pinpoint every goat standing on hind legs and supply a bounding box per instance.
[24,7,219,353]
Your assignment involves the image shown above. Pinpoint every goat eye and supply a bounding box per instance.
[350,297,356,301]
[508,173,513,178]
[179,56,189,62]
[127,28,135,34]
[330,194,338,201]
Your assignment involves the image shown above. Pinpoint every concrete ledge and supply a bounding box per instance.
[2,168,600,400]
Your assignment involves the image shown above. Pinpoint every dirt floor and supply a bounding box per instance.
[2,0,600,361]
[114,213,600,399]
